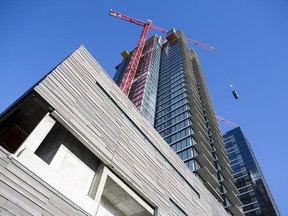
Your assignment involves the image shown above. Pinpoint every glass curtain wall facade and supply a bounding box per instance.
[114,30,242,216]
[222,127,280,216]
[114,36,161,125]
[155,35,198,171]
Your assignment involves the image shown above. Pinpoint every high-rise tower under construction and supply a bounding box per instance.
[114,29,242,215]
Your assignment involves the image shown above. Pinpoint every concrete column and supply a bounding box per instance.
[94,167,108,204]
[15,112,56,156]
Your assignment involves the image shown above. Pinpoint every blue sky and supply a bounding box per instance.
[1,1,287,215]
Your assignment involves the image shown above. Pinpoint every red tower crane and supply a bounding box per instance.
[109,9,216,95]
[109,10,238,129]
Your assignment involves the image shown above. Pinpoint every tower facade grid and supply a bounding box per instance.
[114,30,243,215]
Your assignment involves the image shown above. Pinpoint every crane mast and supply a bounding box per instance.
[120,22,151,95]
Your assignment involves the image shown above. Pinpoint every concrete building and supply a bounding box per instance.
[222,127,280,216]
[114,30,242,215]
[0,46,237,215]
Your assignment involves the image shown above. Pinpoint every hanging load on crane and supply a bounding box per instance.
[232,90,239,99]
[230,84,239,99]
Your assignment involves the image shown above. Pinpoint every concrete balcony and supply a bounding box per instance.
[213,138,224,151]
[217,157,233,174]
[213,145,228,162]
[213,133,227,149]
[219,166,234,183]
[194,153,216,174]
[226,204,244,216]
[193,131,211,152]
[203,104,215,118]
[221,178,238,194]
[204,182,224,203]
[194,166,219,189]
[208,117,218,128]
[192,112,209,134]
[209,123,220,137]
[193,141,213,162]
[224,191,242,207]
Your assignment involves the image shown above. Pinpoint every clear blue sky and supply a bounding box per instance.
[1,1,287,215]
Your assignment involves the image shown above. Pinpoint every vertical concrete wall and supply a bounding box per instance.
[0,147,91,216]
[31,46,232,216]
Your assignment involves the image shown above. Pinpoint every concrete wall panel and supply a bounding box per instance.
[0,46,234,215]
